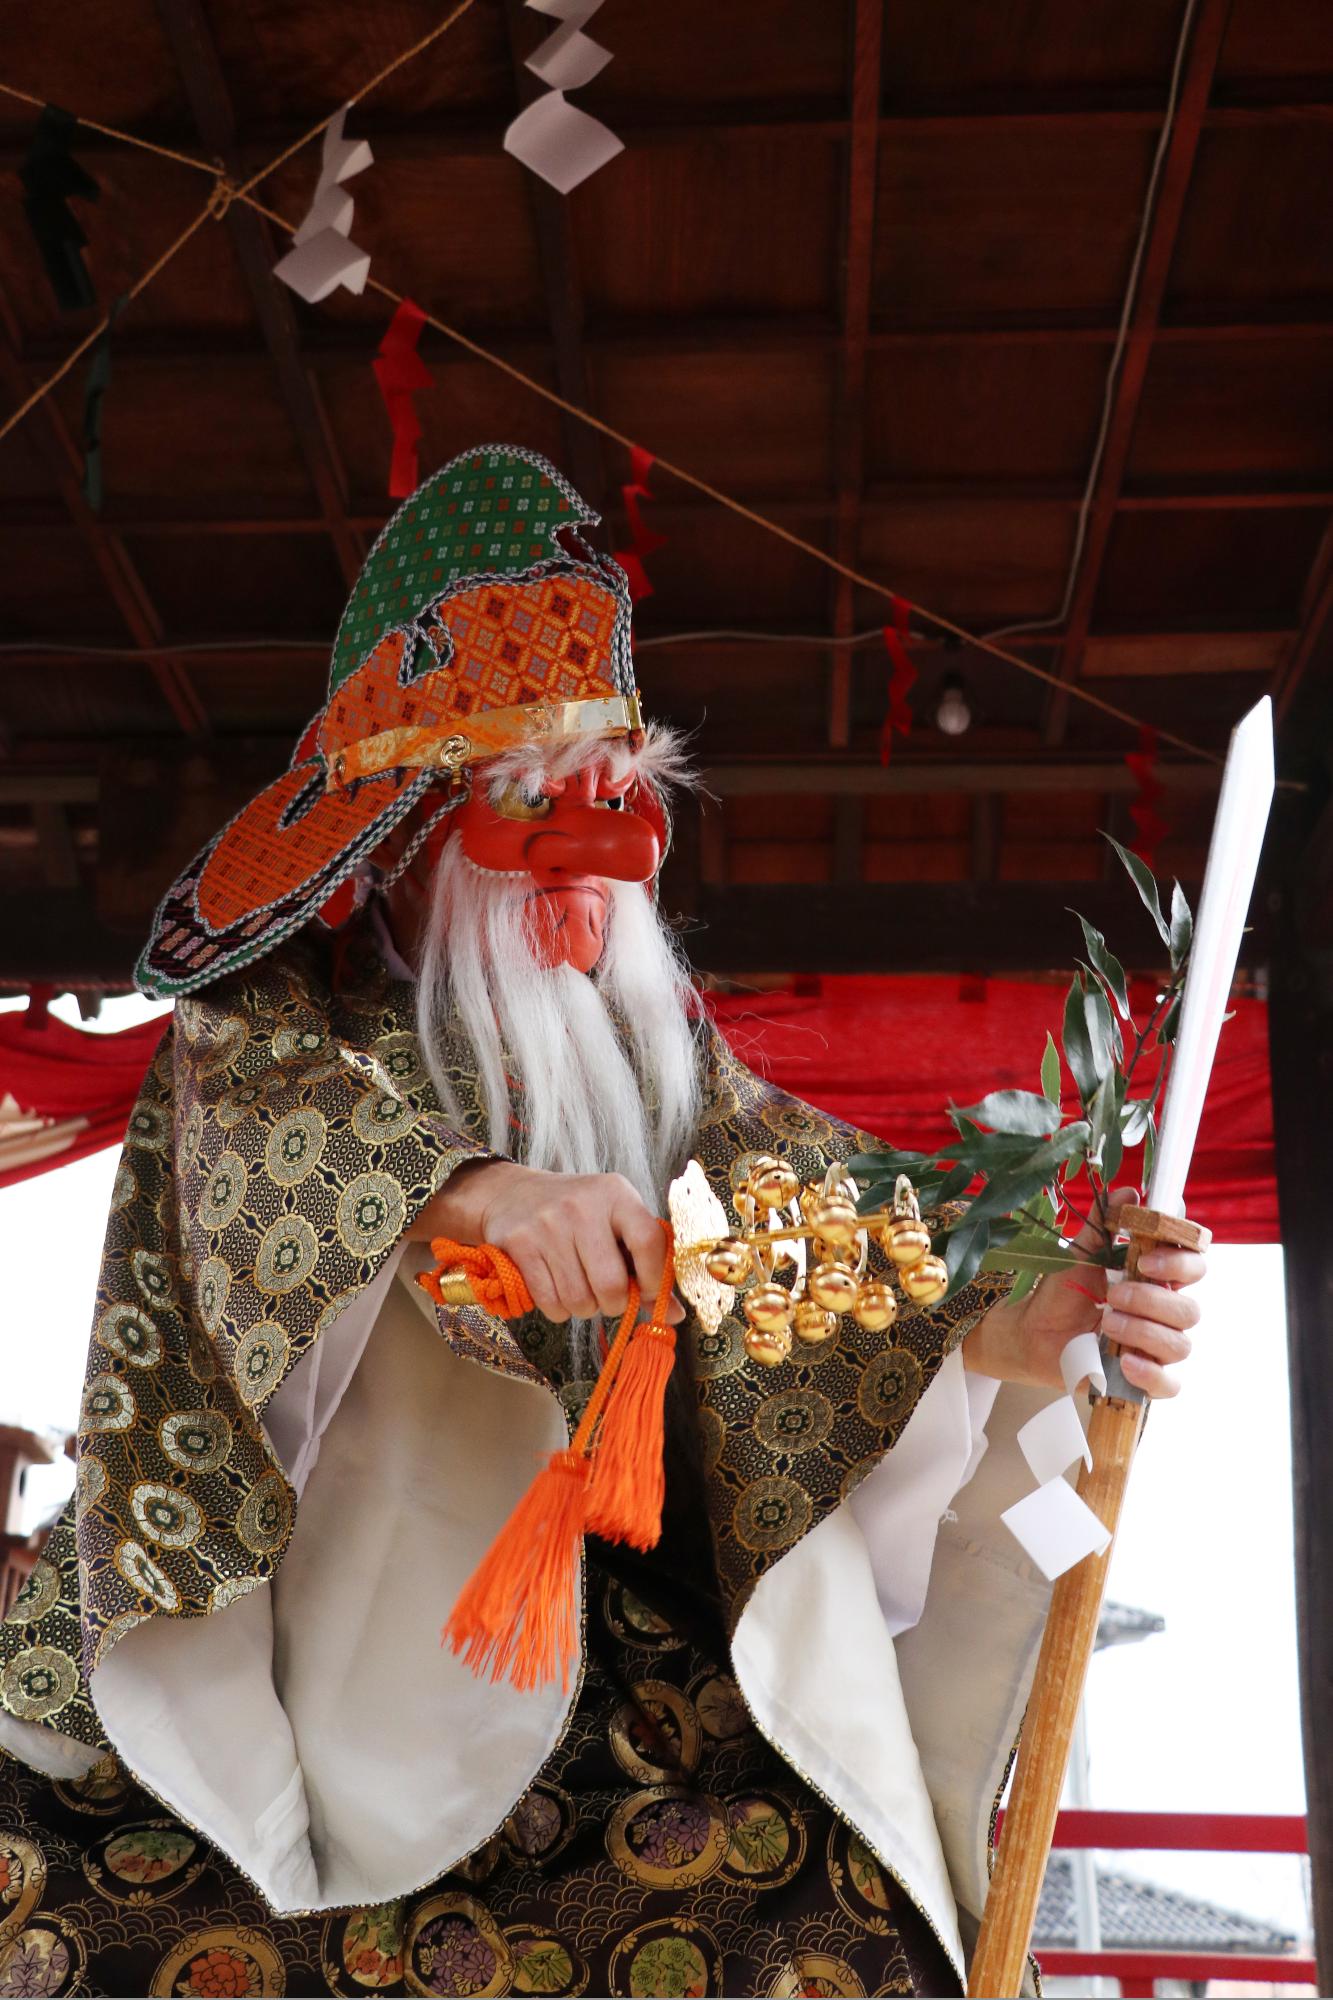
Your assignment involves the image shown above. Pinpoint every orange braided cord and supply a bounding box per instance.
[419,1237,534,1318]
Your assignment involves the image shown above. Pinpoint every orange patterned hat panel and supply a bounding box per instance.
[418,570,622,725]
[197,763,414,931]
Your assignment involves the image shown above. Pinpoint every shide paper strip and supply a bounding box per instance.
[1002,1477,1112,1581]
[505,91,623,195]
[1017,1394,1092,1485]
[274,107,374,305]
[506,0,623,194]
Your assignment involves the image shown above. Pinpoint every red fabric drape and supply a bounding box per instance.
[0,979,1276,1243]
[708,975,1276,1245]
[0,1010,167,1191]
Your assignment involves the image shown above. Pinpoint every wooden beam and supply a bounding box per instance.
[6,483,1333,545]
[0,292,207,738]
[687,878,1261,973]
[1267,808,1333,1992]
[1043,0,1235,747]
[154,0,364,592]
[501,0,605,512]
[2,876,1262,988]
[702,758,1223,796]
[828,0,883,748]
[21,314,1333,376]
[1275,519,1333,728]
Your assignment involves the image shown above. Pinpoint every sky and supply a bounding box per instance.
[0,994,1310,1946]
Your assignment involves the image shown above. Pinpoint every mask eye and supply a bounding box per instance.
[492,782,552,822]
[594,793,626,811]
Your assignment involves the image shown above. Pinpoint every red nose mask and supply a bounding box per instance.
[455,764,662,972]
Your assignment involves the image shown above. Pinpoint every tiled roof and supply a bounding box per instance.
[1036,1854,1299,1952]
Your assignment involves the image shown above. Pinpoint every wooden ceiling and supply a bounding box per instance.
[2,0,1332,984]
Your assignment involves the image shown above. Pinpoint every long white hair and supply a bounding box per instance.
[414,772,702,1208]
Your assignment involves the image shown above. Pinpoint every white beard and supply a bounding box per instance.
[413,836,702,1211]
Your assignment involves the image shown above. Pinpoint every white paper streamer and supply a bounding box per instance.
[1059,1329,1106,1400]
[274,106,374,305]
[1017,1394,1092,1484]
[505,0,622,194]
[1001,1477,1112,1580]
[999,1331,1111,1580]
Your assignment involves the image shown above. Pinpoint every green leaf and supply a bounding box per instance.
[1085,975,1123,1068]
[919,1161,976,1211]
[1157,991,1183,1046]
[1072,912,1131,1021]
[1040,1031,1061,1109]
[1063,975,1099,1103]
[1104,833,1172,948]
[847,1148,935,1179]
[954,1089,1063,1137]
[1144,1109,1158,1190]
[1008,1266,1041,1303]
[1169,880,1193,970]
[980,1243,1083,1276]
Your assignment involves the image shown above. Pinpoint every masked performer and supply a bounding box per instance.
[0,446,1204,2000]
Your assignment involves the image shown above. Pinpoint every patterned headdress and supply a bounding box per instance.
[138,445,640,998]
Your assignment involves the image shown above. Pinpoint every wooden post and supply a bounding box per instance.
[1268,839,1333,1995]
[967,1205,1211,1998]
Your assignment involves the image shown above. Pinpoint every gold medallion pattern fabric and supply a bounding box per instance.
[0,917,1011,1993]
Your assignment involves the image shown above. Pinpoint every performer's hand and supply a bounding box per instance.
[412,1159,684,1325]
[962,1186,1207,1398]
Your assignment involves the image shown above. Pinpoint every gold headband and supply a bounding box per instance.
[325,691,644,792]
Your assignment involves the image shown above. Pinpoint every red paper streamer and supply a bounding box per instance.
[373,300,431,499]
[878,595,917,765]
[1126,723,1169,870]
[613,445,667,603]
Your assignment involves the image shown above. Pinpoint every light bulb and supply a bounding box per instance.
[935,674,971,737]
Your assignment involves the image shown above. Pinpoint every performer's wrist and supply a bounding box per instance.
[960,1293,1029,1384]
[410,1157,524,1243]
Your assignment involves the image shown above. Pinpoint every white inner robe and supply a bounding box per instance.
[4,1246,1058,1992]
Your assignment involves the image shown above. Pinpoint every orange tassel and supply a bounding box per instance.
[585,1320,676,1550]
[442,1448,589,1692]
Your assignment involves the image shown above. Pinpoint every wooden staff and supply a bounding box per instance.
[967,1201,1212,1997]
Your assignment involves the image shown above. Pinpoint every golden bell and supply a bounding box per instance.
[807,1260,859,1313]
[704,1238,755,1285]
[743,1283,795,1334]
[808,1196,860,1248]
[881,1216,932,1268]
[744,1320,794,1367]
[732,1151,779,1196]
[899,1254,949,1306]
[750,1160,800,1210]
[799,1180,826,1222]
[852,1280,899,1332]
[792,1300,838,1346]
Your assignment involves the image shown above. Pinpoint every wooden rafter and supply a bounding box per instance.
[1042,0,1235,746]
[1275,518,1333,728]
[0,291,207,738]
[501,0,604,513]
[153,0,364,593]
[827,0,883,754]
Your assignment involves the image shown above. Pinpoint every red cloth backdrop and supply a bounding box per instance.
[708,975,1276,1245]
[0,979,1275,1242]
[0,1009,166,1192]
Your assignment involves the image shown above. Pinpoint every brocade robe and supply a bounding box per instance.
[0,926,1062,1996]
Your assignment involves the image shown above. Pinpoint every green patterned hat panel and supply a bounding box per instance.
[329,444,599,692]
